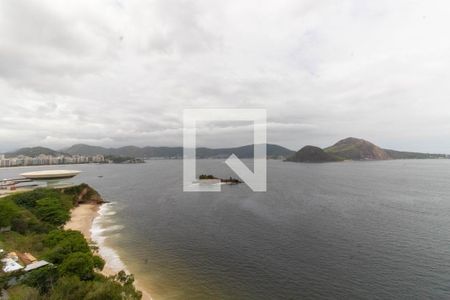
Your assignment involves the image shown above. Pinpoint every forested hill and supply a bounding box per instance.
[287,137,449,163]
[5,147,63,158]
[63,143,294,159]
[286,146,343,163]
[0,185,142,299]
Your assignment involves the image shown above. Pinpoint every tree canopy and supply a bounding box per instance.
[0,185,142,300]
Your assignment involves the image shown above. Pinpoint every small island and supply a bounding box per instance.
[198,174,242,185]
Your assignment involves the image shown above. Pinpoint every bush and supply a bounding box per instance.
[93,255,105,271]
[6,285,40,300]
[84,280,125,300]
[61,183,96,204]
[10,210,50,234]
[49,276,91,300]
[23,265,59,294]
[50,275,143,300]
[44,230,90,264]
[0,199,20,227]
[59,252,94,280]
[12,188,60,209]
[35,197,70,226]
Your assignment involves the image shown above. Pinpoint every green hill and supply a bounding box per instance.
[6,147,61,158]
[64,144,294,159]
[286,146,343,163]
[324,137,391,160]
[0,185,142,299]
[287,137,449,163]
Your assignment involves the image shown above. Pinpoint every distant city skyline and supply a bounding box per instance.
[1,1,450,153]
[0,153,105,168]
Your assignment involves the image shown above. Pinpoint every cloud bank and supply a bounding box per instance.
[1,0,450,152]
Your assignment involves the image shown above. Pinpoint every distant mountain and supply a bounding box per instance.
[6,146,62,158]
[196,144,294,159]
[9,139,447,161]
[62,144,110,156]
[63,144,185,158]
[286,146,343,163]
[287,137,449,163]
[324,137,391,160]
[383,149,448,159]
[63,144,294,159]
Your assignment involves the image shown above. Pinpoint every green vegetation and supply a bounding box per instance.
[61,183,103,204]
[287,137,450,163]
[384,149,448,159]
[6,146,61,158]
[198,174,242,184]
[5,284,40,300]
[286,146,343,163]
[64,143,294,159]
[0,186,142,299]
[104,155,145,164]
[0,199,20,228]
[324,137,391,160]
[35,197,71,226]
[198,174,217,180]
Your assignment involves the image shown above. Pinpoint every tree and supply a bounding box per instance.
[93,255,105,271]
[6,285,40,300]
[1,185,143,300]
[59,252,94,280]
[85,280,124,300]
[49,276,91,300]
[115,270,135,286]
[44,230,90,264]
[35,197,70,226]
[12,188,60,209]
[0,199,20,227]
[112,271,143,299]
[50,275,143,300]
[23,265,59,294]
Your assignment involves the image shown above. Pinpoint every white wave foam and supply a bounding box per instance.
[91,203,128,273]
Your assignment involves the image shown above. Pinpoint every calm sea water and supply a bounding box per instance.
[2,160,450,299]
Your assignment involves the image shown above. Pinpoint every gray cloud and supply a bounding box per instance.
[1,0,450,153]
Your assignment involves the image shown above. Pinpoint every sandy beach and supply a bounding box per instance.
[64,203,99,240]
[65,203,152,300]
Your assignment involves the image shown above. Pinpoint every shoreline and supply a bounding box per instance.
[65,203,152,300]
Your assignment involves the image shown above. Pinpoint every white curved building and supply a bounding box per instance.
[20,170,81,180]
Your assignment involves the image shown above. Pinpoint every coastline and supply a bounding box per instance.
[65,203,152,300]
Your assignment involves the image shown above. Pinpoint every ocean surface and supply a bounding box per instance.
[2,159,450,299]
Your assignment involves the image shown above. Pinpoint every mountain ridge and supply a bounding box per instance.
[7,144,295,159]
[6,138,449,161]
[5,146,64,158]
[287,137,449,163]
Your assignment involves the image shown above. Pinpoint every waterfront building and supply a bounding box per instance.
[0,153,105,168]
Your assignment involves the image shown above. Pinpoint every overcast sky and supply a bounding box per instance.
[1,0,450,153]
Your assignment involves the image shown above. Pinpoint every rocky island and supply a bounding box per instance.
[287,137,449,163]
[286,146,343,163]
[198,174,243,184]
